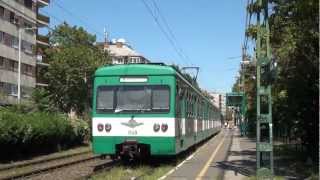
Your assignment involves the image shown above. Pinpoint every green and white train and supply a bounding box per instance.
[92,63,221,159]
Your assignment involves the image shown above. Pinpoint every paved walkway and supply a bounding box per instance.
[162,128,256,180]
[222,128,256,179]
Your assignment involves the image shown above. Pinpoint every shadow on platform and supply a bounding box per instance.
[213,149,256,177]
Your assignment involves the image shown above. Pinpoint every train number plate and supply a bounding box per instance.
[128,130,137,135]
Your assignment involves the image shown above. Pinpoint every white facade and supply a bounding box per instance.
[210,92,226,117]
[100,39,150,65]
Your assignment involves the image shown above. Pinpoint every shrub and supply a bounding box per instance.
[0,107,89,160]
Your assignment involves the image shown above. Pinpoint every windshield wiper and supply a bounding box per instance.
[152,107,169,110]
[97,108,113,110]
[115,108,125,113]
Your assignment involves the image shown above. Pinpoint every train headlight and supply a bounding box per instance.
[161,123,168,132]
[105,123,112,132]
[97,123,104,132]
[153,123,160,132]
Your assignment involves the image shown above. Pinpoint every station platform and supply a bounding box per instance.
[161,128,256,180]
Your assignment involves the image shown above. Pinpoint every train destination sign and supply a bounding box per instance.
[120,77,148,83]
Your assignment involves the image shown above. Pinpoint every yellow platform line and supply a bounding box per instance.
[196,134,226,179]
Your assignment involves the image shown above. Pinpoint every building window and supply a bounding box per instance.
[0,31,3,43]
[8,60,18,72]
[12,37,19,49]
[0,57,4,69]
[24,0,33,9]
[3,33,12,47]
[23,41,33,54]
[22,64,34,76]
[0,6,4,18]
[24,21,34,35]
[9,83,18,96]
[9,11,15,24]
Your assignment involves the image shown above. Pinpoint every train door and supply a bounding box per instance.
[175,84,185,139]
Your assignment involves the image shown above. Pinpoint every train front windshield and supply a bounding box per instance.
[96,85,170,113]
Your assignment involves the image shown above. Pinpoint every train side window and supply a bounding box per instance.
[176,83,182,117]
[152,86,170,110]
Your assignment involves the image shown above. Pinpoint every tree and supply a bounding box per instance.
[45,22,111,115]
[241,0,319,161]
[269,0,319,161]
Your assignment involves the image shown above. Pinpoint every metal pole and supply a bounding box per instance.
[17,27,21,103]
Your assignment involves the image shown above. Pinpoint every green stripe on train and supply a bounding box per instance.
[92,136,176,155]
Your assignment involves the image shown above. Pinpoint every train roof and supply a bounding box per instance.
[95,63,176,76]
[95,63,219,110]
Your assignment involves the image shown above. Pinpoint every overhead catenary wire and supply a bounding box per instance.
[151,0,192,64]
[140,0,191,66]
[50,0,104,39]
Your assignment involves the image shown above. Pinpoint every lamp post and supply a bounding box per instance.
[18,27,37,103]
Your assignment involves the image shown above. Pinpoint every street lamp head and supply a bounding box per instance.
[241,60,250,65]
[23,27,37,30]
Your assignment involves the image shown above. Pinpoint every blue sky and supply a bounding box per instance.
[42,0,246,93]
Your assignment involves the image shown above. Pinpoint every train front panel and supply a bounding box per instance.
[91,74,177,157]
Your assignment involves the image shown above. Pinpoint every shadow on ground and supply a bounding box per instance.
[214,149,256,177]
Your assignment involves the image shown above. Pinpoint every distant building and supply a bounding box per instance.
[97,38,150,64]
[210,92,226,117]
[0,0,50,105]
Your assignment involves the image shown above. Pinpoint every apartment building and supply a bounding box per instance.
[97,38,150,64]
[210,92,226,117]
[0,0,49,104]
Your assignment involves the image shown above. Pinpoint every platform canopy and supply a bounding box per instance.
[226,92,244,106]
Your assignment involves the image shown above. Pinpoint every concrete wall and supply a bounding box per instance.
[0,19,36,44]
[0,44,35,66]
[0,0,37,23]
[0,70,35,88]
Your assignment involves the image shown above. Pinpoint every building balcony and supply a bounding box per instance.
[37,0,50,8]
[36,34,49,46]
[36,65,49,87]
[37,13,50,27]
[36,55,49,66]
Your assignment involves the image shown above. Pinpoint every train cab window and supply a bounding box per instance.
[96,85,170,113]
[96,87,114,111]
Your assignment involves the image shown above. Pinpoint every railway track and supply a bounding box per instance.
[0,151,117,180]
[0,150,91,172]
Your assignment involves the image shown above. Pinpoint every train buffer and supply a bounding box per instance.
[160,128,256,180]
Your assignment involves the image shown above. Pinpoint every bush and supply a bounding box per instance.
[0,107,89,160]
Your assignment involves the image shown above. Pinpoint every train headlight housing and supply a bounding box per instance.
[153,123,160,132]
[161,123,168,132]
[97,123,104,132]
[105,123,112,132]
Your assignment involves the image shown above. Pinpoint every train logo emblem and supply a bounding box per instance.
[121,116,143,128]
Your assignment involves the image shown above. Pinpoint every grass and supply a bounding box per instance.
[246,176,287,180]
[92,164,174,180]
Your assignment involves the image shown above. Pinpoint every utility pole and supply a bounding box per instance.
[251,0,276,178]
[17,26,37,103]
[240,46,249,136]
[17,28,22,103]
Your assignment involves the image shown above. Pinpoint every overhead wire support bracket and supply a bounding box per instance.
[181,66,200,81]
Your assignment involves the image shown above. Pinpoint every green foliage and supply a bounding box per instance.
[46,22,110,115]
[246,24,258,40]
[239,0,319,163]
[269,0,319,162]
[0,107,89,159]
[31,88,58,112]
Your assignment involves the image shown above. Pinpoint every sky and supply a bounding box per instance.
[42,0,247,93]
